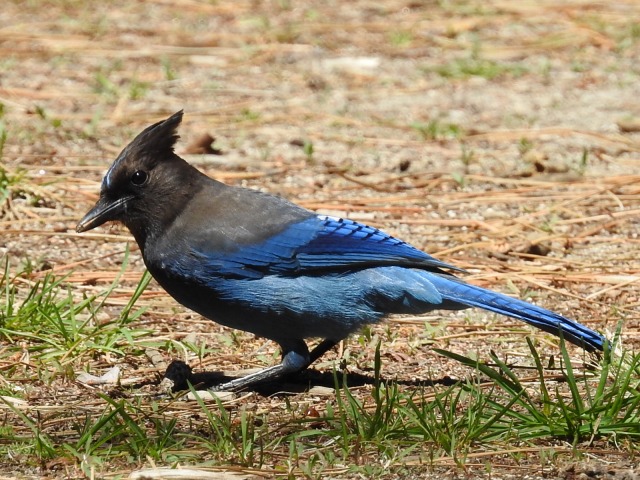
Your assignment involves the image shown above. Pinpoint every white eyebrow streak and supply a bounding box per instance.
[104,169,112,189]
[102,153,125,190]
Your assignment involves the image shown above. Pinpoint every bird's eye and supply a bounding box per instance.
[131,170,148,186]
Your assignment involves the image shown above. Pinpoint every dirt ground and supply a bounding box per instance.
[1,1,640,478]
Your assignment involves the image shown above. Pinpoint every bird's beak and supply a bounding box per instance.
[76,195,132,233]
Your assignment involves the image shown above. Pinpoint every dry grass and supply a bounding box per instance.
[1,0,640,478]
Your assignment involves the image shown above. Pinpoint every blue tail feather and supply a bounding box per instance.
[425,273,605,352]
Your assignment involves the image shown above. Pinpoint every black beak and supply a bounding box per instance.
[76,195,132,233]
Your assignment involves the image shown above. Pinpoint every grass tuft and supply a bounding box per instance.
[0,252,152,372]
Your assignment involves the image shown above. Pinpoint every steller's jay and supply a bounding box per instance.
[77,111,605,391]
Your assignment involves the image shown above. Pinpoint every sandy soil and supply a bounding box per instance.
[1,1,640,478]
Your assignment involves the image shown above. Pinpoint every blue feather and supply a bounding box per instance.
[182,214,605,351]
[423,273,605,350]
[192,215,462,279]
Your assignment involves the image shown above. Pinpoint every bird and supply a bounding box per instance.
[77,111,606,391]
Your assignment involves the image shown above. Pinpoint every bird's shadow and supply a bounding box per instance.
[158,360,460,396]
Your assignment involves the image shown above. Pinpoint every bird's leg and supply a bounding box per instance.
[210,339,340,392]
[309,338,338,364]
[211,340,311,392]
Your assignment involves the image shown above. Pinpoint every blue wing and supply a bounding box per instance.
[192,215,462,279]
[183,215,605,352]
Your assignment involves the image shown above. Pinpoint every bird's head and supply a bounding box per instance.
[77,110,202,244]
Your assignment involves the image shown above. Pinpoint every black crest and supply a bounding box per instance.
[101,110,185,191]
[128,110,183,157]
